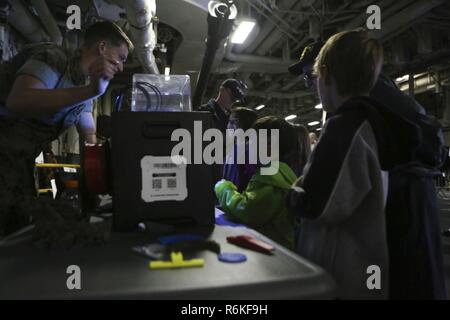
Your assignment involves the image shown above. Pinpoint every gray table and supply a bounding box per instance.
[0,218,335,299]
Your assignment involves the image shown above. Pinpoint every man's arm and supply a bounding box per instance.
[6,54,119,117]
[6,75,97,117]
[77,112,97,144]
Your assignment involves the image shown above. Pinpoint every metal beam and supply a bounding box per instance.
[240,0,300,54]
[369,0,445,40]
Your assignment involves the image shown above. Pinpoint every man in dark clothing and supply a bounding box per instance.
[371,74,447,300]
[0,21,133,237]
[198,78,248,134]
[198,79,248,184]
[288,39,447,299]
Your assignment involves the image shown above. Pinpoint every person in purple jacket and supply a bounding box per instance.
[223,107,257,192]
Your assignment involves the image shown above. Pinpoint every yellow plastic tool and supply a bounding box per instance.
[35,164,80,169]
[38,188,53,194]
[149,252,205,270]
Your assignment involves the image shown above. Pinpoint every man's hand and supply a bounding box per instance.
[88,55,121,96]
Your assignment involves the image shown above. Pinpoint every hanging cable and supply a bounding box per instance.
[113,82,164,112]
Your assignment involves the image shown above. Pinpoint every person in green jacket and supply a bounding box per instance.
[215,116,298,249]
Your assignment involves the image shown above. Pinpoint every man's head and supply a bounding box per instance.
[220,79,248,103]
[82,21,134,74]
[314,29,383,112]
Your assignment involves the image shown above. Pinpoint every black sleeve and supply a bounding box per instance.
[286,112,368,220]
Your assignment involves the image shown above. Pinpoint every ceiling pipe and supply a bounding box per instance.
[248,90,313,99]
[217,61,292,74]
[193,0,237,107]
[7,0,49,43]
[224,41,295,66]
[30,0,63,45]
[126,0,159,74]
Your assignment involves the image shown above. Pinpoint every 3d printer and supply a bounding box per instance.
[83,74,215,231]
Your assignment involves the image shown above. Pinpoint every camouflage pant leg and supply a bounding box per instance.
[0,119,58,236]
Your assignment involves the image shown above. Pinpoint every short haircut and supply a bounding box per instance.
[314,29,383,96]
[253,116,297,161]
[231,107,258,131]
[84,21,134,52]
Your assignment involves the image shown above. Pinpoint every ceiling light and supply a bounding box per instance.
[315,104,323,110]
[308,121,321,126]
[231,20,256,44]
[285,115,297,121]
[255,105,265,111]
[395,75,409,82]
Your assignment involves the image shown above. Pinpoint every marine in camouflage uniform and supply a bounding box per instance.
[0,45,90,236]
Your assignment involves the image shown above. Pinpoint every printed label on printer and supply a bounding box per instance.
[141,156,188,202]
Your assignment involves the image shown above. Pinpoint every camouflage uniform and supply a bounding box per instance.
[0,45,90,237]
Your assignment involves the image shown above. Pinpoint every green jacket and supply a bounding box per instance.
[215,162,297,249]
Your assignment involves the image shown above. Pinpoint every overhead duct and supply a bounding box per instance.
[30,0,62,45]
[192,0,237,107]
[126,0,159,74]
[7,0,49,43]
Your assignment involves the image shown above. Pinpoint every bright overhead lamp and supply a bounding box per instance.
[255,105,265,111]
[315,104,323,110]
[316,127,322,132]
[395,75,409,82]
[285,115,297,121]
[231,20,256,44]
[308,121,321,126]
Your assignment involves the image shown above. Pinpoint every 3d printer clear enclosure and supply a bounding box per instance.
[131,74,192,112]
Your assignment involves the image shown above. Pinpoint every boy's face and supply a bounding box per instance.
[317,75,334,113]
